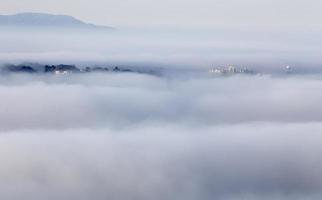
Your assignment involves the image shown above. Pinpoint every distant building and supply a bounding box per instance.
[55,70,68,75]
[228,65,237,74]
[208,65,256,76]
[285,65,292,74]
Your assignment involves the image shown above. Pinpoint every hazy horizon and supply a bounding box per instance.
[1,1,322,200]
[1,8,322,70]
[1,26,322,71]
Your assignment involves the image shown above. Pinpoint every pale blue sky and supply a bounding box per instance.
[1,0,322,29]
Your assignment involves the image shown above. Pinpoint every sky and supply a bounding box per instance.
[1,0,322,29]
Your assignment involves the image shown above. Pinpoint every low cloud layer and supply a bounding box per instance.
[0,73,322,199]
[1,123,322,200]
[0,73,322,131]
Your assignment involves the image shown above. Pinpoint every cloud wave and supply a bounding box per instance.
[0,73,322,199]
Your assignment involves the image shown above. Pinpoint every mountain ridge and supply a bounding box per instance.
[0,12,113,30]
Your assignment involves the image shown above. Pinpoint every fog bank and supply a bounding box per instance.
[0,73,321,131]
[0,72,321,199]
[1,123,322,200]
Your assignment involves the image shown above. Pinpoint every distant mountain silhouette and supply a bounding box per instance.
[0,12,113,30]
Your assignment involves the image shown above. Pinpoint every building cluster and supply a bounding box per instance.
[1,63,163,77]
[209,65,255,76]
[3,64,135,75]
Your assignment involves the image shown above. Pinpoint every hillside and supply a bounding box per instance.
[0,12,112,29]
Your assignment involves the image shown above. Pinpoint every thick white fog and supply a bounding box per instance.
[1,73,322,130]
[0,72,322,199]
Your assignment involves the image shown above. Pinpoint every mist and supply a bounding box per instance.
[2,0,322,199]
[1,8,322,199]
[1,73,322,131]
[1,28,322,71]
[2,123,322,200]
[0,72,322,199]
